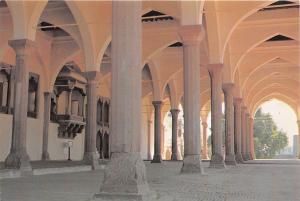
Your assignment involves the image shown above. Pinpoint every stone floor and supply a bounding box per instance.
[1,160,300,201]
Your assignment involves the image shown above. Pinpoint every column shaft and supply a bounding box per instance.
[179,25,204,173]
[5,39,32,171]
[249,117,255,160]
[234,98,244,163]
[241,107,248,160]
[94,2,152,200]
[83,72,100,169]
[152,101,162,163]
[42,92,51,160]
[223,83,236,165]
[208,64,225,168]
[170,109,180,161]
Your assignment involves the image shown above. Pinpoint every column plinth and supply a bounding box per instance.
[234,98,244,163]
[151,101,162,163]
[93,2,152,200]
[4,39,33,171]
[170,109,180,161]
[179,25,204,173]
[83,71,101,169]
[208,64,226,169]
[41,92,51,161]
[223,83,236,166]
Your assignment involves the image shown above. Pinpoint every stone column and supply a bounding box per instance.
[83,71,100,169]
[201,121,209,159]
[222,83,236,165]
[170,109,180,161]
[249,117,255,160]
[7,68,15,114]
[4,39,33,171]
[93,2,152,200]
[179,25,204,173]
[41,92,51,160]
[297,120,300,159]
[208,64,225,168]
[151,101,162,163]
[241,106,248,161]
[244,113,250,160]
[234,98,244,163]
[147,120,152,160]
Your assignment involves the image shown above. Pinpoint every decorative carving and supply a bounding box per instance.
[53,63,87,139]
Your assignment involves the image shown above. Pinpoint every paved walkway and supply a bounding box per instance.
[1,160,300,201]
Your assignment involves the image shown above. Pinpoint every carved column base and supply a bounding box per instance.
[83,152,100,169]
[209,154,226,169]
[41,151,50,161]
[225,154,237,166]
[181,155,203,173]
[94,152,152,200]
[151,154,162,163]
[235,154,244,164]
[170,153,177,161]
[5,151,32,171]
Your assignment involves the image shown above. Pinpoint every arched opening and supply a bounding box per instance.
[253,99,297,159]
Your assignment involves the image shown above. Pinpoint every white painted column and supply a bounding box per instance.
[83,71,100,169]
[208,64,226,168]
[179,25,204,173]
[234,98,244,163]
[170,109,180,161]
[4,39,32,171]
[41,92,51,161]
[152,101,162,163]
[241,106,248,161]
[222,83,236,165]
[94,2,152,200]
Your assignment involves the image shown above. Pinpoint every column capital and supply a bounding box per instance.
[207,63,223,76]
[44,92,52,96]
[178,25,205,46]
[233,97,243,106]
[170,108,180,115]
[152,100,162,107]
[222,83,235,94]
[8,39,34,55]
[241,105,247,111]
[85,71,101,81]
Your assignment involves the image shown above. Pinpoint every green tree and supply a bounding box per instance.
[254,109,288,159]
